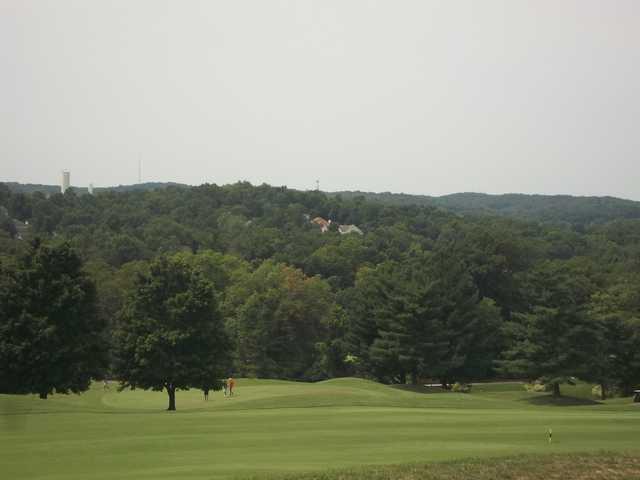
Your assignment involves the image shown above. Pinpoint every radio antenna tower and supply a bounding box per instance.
[315,179,320,191]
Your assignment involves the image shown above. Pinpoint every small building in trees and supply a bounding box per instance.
[338,224,363,235]
[311,217,331,233]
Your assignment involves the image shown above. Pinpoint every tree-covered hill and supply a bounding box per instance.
[7,182,640,226]
[332,191,640,226]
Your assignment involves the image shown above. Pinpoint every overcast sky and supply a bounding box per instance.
[1,1,638,199]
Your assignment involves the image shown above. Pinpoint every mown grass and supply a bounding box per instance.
[1,378,639,479]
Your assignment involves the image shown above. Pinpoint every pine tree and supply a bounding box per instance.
[498,259,599,396]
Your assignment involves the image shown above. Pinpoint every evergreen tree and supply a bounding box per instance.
[588,283,640,396]
[367,259,447,384]
[428,254,503,386]
[498,259,599,395]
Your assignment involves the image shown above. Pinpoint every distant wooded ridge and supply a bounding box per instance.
[332,190,640,226]
[5,181,640,226]
[3,181,188,195]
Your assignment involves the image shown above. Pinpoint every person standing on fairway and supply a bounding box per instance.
[548,428,553,444]
[223,381,228,397]
[203,388,209,401]
[228,377,235,396]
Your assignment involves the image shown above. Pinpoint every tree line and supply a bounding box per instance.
[1,182,639,409]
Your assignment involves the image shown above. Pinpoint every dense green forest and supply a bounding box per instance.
[1,181,639,397]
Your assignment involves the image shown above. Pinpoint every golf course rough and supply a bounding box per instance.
[1,378,639,480]
[254,452,640,480]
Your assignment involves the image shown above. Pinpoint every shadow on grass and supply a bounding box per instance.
[523,394,601,406]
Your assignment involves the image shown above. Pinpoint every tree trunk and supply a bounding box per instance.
[600,382,607,401]
[399,372,406,384]
[551,382,561,397]
[166,384,176,411]
[39,392,47,399]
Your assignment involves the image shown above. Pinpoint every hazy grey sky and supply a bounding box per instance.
[1,1,639,199]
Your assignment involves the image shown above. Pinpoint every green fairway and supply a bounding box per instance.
[1,378,639,479]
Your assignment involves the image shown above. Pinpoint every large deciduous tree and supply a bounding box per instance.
[0,239,106,398]
[226,261,336,380]
[113,255,230,410]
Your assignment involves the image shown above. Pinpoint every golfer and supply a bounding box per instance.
[228,377,235,396]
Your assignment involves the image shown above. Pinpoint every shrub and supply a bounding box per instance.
[344,354,360,365]
[592,385,603,398]
[592,384,623,399]
[524,380,548,392]
[452,382,472,393]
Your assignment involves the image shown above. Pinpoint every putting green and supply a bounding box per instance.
[1,378,638,479]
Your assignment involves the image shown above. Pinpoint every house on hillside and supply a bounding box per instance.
[311,217,331,233]
[338,224,363,235]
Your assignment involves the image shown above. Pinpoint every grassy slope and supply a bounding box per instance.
[1,379,639,480]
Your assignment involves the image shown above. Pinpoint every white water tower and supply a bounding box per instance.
[61,171,70,194]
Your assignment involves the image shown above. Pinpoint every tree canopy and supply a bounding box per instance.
[0,240,106,398]
[113,255,230,410]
